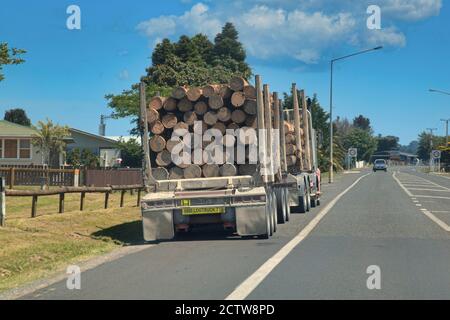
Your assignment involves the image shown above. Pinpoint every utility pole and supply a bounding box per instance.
[440,119,450,146]
[427,128,437,172]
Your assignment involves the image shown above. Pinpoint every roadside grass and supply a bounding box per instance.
[0,190,142,293]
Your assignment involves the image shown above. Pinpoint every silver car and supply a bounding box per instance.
[373,159,387,172]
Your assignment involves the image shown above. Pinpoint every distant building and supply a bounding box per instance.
[67,128,121,167]
[370,150,418,165]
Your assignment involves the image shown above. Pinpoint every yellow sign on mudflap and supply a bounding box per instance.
[182,207,225,215]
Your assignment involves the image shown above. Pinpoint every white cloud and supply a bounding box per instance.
[137,1,441,66]
[136,16,177,38]
[119,69,129,80]
[294,49,321,64]
[381,0,442,21]
[366,27,406,47]
[137,3,221,41]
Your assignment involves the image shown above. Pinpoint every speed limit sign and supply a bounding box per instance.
[348,148,357,157]
[432,150,441,159]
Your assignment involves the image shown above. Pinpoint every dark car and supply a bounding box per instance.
[373,159,387,172]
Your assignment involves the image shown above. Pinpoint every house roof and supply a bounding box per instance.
[0,120,38,137]
[107,136,141,144]
[69,128,119,144]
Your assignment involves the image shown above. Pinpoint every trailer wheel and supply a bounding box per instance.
[306,189,311,212]
[311,196,317,208]
[276,189,287,224]
[259,194,273,239]
[271,193,278,233]
[284,189,291,222]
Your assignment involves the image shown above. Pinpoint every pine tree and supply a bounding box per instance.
[151,39,175,66]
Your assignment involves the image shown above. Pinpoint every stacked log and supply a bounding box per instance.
[283,119,305,169]
[146,76,260,180]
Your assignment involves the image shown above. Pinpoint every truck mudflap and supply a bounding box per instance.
[142,209,175,241]
[235,205,267,236]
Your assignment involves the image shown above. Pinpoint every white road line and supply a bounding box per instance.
[421,210,450,232]
[414,195,450,200]
[225,172,372,300]
[392,172,413,197]
[404,174,449,190]
[407,188,449,192]
[393,172,450,232]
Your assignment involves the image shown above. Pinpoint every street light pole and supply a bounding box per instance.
[328,46,383,183]
[428,88,450,146]
[329,60,334,183]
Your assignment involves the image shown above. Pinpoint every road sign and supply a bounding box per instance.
[348,148,357,157]
[431,150,441,159]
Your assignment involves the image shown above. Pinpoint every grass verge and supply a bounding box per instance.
[0,190,141,293]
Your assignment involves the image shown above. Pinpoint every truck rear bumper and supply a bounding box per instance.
[142,204,266,241]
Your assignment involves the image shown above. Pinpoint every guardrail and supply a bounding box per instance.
[0,177,143,226]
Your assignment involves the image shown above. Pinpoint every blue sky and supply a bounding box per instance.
[0,0,448,144]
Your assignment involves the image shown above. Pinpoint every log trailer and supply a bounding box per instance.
[139,75,320,241]
[281,85,321,216]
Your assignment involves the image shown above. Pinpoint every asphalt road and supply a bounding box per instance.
[21,167,450,300]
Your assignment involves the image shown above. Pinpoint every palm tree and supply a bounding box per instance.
[32,119,70,167]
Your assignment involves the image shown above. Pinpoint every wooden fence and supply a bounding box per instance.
[0,167,77,189]
[0,180,144,224]
[84,168,143,187]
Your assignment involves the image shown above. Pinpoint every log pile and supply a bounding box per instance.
[283,120,305,168]
[146,76,259,180]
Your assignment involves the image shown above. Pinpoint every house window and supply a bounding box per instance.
[4,139,18,159]
[19,139,31,159]
[1,139,32,159]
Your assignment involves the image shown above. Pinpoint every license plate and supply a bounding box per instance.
[182,207,225,215]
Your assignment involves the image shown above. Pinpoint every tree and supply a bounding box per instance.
[400,140,419,154]
[4,108,31,126]
[342,128,378,162]
[107,22,252,134]
[308,95,330,172]
[211,23,251,79]
[32,119,70,167]
[0,43,26,82]
[417,132,445,161]
[334,116,353,137]
[376,135,399,152]
[151,38,175,66]
[353,115,372,132]
[115,138,143,168]
[66,148,100,168]
[213,22,246,63]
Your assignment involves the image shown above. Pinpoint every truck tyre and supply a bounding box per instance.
[271,193,278,233]
[260,196,273,239]
[311,196,317,208]
[284,189,291,222]
[276,189,287,224]
[298,195,307,213]
[306,189,311,212]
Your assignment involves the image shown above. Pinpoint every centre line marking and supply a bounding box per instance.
[225,172,372,300]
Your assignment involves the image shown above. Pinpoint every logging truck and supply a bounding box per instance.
[139,75,320,241]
